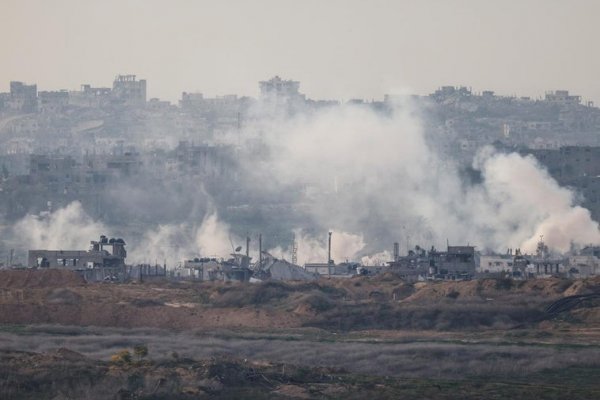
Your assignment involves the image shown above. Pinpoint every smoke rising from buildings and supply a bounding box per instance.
[12,202,108,251]
[7,95,600,265]
[250,100,600,256]
[125,212,235,266]
[11,201,235,267]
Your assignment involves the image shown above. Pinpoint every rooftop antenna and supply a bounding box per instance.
[258,234,263,269]
[328,231,332,265]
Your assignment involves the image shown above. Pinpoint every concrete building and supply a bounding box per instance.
[38,91,69,114]
[388,245,477,281]
[545,90,581,106]
[174,253,252,282]
[258,76,306,114]
[259,76,302,99]
[6,81,37,112]
[112,75,146,106]
[568,246,600,278]
[304,263,336,276]
[69,84,112,108]
[28,235,127,281]
[478,254,514,274]
[174,141,236,182]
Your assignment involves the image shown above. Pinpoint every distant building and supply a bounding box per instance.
[431,85,472,103]
[388,245,477,281]
[69,84,112,108]
[259,76,302,99]
[112,75,146,106]
[7,81,37,112]
[478,254,513,274]
[545,90,581,106]
[569,246,600,278]
[174,141,236,182]
[304,262,335,276]
[174,253,252,282]
[258,76,306,114]
[38,90,69,113]
[27,235,127,282]
[303,261,359,277]
[254,252,318,281]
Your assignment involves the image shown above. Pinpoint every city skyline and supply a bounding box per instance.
[2,0,600,103]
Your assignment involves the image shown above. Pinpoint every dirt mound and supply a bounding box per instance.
[404,278,576,303]
[45,288,83,305]
[0,269,86,289]
[517,278,572,297]
[403,280,492,302]
[52,348,87,361]
[563,276,600,297]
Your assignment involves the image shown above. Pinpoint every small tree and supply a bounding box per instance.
[133,344,149,361]
[110,350,132,365]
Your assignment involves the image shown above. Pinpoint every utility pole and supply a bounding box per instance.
[258,234,262,269]
[327,232,332,265]
[327,231,333,277]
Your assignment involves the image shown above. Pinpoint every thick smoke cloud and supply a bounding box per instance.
[12,202,108,250]
[9,99,600,265]
[125,212,234,266]
[11,202,235,266]
[251,101,600,256]
[267,229,367,266]
[473,150,600,252]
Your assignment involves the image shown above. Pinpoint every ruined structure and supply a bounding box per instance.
[112,75,147,106]
[28,235,126,282]
[174,253,252,282]
[7,81,37,113]
[253,251,317,281]
[477,239,569,279]
[387,245,477,281]
[258,76,307,114]
[569,246,600,277]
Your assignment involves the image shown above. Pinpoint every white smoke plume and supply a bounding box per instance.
[12,201,108,250]
[9,98,600,265]
[126,212,235,266]
[12,202,236,267]
[269,229,366,266]
[361,251,392,266]
[472,150,600,253]
[252,100,600,256]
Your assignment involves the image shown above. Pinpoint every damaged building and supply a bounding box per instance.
[28,235,127,282]
[253,251,318,281]
[27,235,166,282]
[174,252,252,282]
[387,244,477,281]
[569,246,600,277]
[477,239,569,279]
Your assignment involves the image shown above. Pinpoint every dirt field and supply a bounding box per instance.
[1,269,600,399]
[0,269,599,332]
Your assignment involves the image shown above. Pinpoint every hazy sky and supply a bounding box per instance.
[2,0,599,103]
